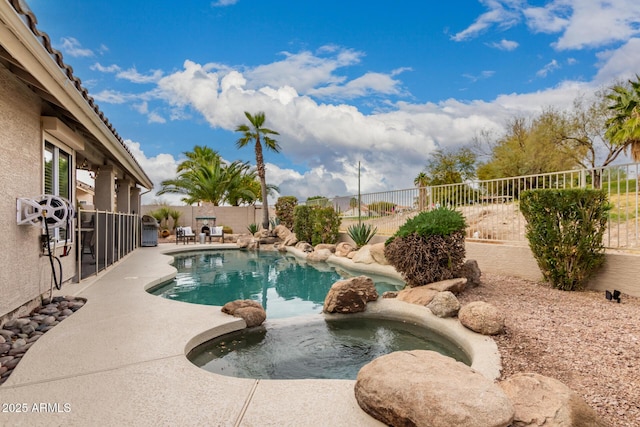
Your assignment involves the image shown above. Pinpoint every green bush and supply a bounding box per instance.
[347,223,377,248]
[293,205,313,243]
[520,189,610,291]
[384,208,467,287]
[247,223,259,234]
[293,205,341,245]
[222,225,233,234]
[311,207,341,245]
[275,196,297,229]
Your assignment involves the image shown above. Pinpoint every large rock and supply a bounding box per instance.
[314,243,336,253]
[427,291,461,318]
[369,242,389,265]
[500,373,607,427]
[254,229,271,238]
[236,235,252,248]
[307,248,332,262]
[459,301,505,335]
[323,276,378,314]
[295,241,313,253]
[335,242,355,257]
[396,286,439,306]
[273,224,292,240]
[355,350,514,427]
[283,232,298,246]
[460,259,482,288]
[221,300,266,327]
[424,277,467,294]
[351,245,375,264]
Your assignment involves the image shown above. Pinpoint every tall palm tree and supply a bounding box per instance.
[414,172,429,211]
[606,75,640,162]
[235,111,281,229]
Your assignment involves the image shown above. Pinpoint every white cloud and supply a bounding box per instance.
[451,0,522,42]
[117,67,164,84]
[488,39,519,50]
[463,70,496,82]
[92,89,130,104]
[594,38,640,84]
[211,0,237,7]
[147,112,166,124]
[536,59,560,77]
[60,37,93,57]
[91,62,121,73]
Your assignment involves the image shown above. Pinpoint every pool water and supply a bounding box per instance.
[188,317,471,380]
[150,250,404,318]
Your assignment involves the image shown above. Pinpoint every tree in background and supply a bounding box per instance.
[606,75,640,162]
[413,172,429,211]
[419,147,477,186]
[236,111,281,230]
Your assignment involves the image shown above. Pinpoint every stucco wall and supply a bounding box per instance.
[0,65,76,318]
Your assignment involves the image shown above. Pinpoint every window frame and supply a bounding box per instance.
[43,134,74,244]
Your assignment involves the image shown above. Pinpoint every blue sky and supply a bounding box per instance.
[27,0,640,204]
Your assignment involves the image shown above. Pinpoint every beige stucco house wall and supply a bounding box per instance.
[0,1,153,319]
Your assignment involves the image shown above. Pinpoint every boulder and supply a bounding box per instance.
[346,251,356,259]
[351,245,375,264]
[500,373,607,427]
[236,236,252,248]
[273,224,292,240]
[295,241,313,253]
[355,350,514,427]
[323,276,378,314]
[307,249,332,262]
[382,291,398,299]
[314,243,336,253]
[335,242,355,257]
[460,259,482,288]
[247,238,260,250]
[369,242,389,265]
[424,277,467,294]
[283,233,298,246]
[459,301,505,335]
[221,300,266,327]
[396,286,439,306]
[254,229,271,239]
[427,291,461,318]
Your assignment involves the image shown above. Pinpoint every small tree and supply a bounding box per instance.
[384,208,467,287]
[275,196,298,229]
[520,189,610,291]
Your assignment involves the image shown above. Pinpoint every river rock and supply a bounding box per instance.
[314,243,336,253]
[460,259,482,288]
[459,301,505,335]
[307,249,332,262]
[500,372,608,427]
[295,242,313,253]
[427,291,461,318]
[355,350,514,427]
[323,276,378,314]
[351,245,375,264]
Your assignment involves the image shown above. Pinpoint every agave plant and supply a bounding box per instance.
[347,223,377,248]
[247,223,259,234]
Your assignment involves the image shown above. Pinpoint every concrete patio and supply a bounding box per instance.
[0,244,384,426]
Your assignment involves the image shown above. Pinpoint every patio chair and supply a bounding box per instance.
[176,226,196,244]
[209,226,224,243]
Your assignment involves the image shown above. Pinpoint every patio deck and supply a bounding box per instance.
[0,244,382,426]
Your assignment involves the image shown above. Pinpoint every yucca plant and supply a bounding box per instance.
[347,223,377,248]
[247,223,259,234]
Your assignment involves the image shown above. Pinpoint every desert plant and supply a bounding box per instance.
[311,207,341,245]
[222,225,233,234]
[247,223,259,234]
[293,205,313,242]
[519,188,610,291]
[275,196,297,229]
[269,217,281,230]
[347,223,377,248]
[168,208,181,230]
[384,208,467,287]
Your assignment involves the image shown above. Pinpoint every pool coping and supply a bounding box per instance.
[0,243,499,426]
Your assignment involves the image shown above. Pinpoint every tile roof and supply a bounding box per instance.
[8,0,145,175]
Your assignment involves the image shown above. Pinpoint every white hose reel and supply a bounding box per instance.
[17,195,75,229]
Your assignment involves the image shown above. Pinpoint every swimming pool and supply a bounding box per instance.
[149,250,404,318]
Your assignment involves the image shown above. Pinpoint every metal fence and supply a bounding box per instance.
[76,210,140,280]
[320,162,640,250]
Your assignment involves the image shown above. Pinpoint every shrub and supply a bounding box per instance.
[275,196,297,229]
[347,223,377,248]
[311,207,341,245]
[293,205,341,245]
[293,205,313,243]
[247,223,259,234]
[222,225,233,234]
[519,188,610,291]
[384,208,467,287]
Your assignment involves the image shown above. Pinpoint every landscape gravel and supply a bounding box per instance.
[458,272,640,427]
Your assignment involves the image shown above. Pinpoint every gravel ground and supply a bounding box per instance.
[457,273,640,427]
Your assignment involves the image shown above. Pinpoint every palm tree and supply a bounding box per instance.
[606,75,640,162]
[235,111,281,229]
[414,172,429,211]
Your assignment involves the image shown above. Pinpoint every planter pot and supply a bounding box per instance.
[160,229,170,238]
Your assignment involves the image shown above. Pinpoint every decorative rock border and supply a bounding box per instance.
[0,296,86,385]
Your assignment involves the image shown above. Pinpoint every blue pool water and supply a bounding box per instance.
[150,250,404,318]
